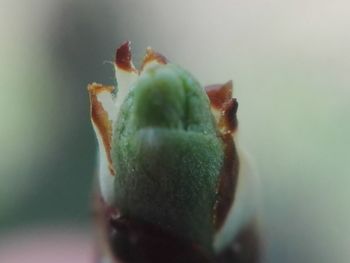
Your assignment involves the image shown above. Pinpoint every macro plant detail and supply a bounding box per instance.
[88,42,260,263]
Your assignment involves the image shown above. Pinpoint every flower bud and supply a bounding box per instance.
[87,42,259,263]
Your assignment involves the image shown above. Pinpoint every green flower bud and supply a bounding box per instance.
[112,63,224,249]
[87,42,257,263]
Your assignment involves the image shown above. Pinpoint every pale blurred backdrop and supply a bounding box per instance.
[0,0,349,262]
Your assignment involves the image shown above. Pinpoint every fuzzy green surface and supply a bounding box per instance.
[112,64,224,250]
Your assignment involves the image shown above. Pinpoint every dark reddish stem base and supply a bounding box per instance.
[96,216,261,263]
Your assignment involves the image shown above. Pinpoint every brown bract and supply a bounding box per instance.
[206,81,238,135]
[213,134,239,231]
[141,47,168,71]
[205,82,239,231]
[115,41,138,73]
[88,83,116,176]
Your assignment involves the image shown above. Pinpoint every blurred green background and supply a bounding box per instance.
[0,0,349,262]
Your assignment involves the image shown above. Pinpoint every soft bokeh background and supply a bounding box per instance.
[1,0,349,262]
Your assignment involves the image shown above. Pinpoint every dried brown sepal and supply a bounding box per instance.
[115,41,138,73]
[141,47,168,71]
[88,83,116,176]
